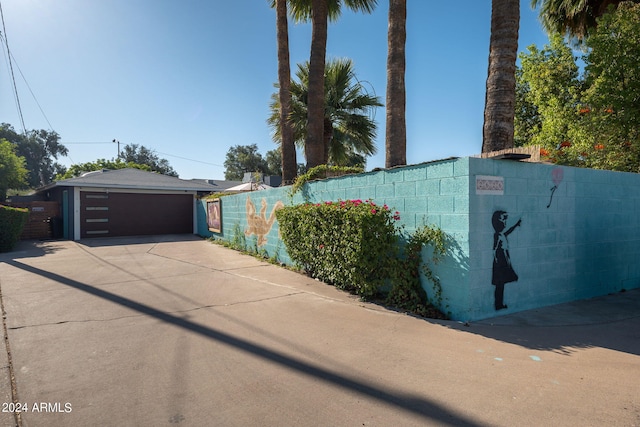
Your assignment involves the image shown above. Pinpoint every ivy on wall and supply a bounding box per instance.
[289,165,364,197]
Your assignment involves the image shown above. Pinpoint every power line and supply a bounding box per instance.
[0,32,54,131]
[155,150,223,168]
[62,141,113,145]
[60,141,224,168]
[0,1,26,135]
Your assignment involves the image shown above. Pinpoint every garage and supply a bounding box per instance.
[34,168,240,240]
[80,191,194,238]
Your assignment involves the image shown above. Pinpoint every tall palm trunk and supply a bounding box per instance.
[323,117,333,164]
[482,0,520,153]
[306,0,329,169]
[276,0,297,184]
[385,0,407,168]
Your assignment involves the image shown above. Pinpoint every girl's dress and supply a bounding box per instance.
[492,232,518,285]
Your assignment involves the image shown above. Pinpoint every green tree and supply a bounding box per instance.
[482,0,521,153]
[56,159,153,180]
[268,58,381,167]
[0,124,68,188]
[265,147,283,177]
[516,3,640,172]
[579,1,640,170]
[0,138,28,201]
[224,144,280,181]
[385,0,407,168]
[515,34,582,149]
[531,0,639,42]
[119,144,178,176]
[288,0,378,169]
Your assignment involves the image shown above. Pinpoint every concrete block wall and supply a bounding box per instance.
[467,157,640,320]
[198,188,292,263]
[197,156,640,321]
[198,158,473,318]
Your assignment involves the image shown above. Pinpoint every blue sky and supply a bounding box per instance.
[1,0,551,180]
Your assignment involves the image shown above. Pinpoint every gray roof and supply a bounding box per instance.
[44,168,240,193]
[188,178,243,191]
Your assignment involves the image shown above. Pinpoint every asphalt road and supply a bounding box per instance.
[0,235,638,427]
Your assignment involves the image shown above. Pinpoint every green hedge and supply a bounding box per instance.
[276,199,448,318]
[0,205,28,252]
[276,199,400,297]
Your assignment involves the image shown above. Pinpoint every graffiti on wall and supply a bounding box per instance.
[245,196,285,246]
[206,199,221,233]
[547,168,564,208]
[491,210,522,310]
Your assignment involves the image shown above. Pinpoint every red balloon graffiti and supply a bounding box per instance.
[547,168,564,208]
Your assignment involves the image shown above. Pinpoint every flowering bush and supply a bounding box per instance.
[276,199,399,297]
[276,200,447,318]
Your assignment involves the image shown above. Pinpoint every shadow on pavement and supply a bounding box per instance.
[0,240,66,260]
[445,289,640,357]
[6,259,488,427]
[77,234,201,248]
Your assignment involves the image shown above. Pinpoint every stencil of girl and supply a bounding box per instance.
[491,210,522,310]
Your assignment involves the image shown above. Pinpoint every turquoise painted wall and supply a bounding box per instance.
[197,157,640,321]
[467,157,640,320]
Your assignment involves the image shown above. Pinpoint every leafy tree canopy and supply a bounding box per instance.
[532,0,640,43]
[0,124,68,188]
[515,2,640,172]
[56,144,178,180]
[0,138,29,201]
[55,159,152,180]
[119,144,178,177]
[223,144,281,181]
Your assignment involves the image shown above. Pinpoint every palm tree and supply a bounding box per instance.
[531,0,638,41]
[272,0,297,184]
[268,58,382,166]
[482,0,520,154]
[385,0,407,168]
[305,0,328,170]
[288,0,378,169]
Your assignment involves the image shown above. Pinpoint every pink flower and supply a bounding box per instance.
[371,209,377,214]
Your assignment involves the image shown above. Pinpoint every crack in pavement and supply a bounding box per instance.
[7,292,305,331]
[80,241,356,309]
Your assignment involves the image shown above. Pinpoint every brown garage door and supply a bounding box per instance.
[80,192,193,238]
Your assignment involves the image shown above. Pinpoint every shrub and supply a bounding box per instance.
[0,205,28,252]
[277,200,448,318]
[276,199,399,297]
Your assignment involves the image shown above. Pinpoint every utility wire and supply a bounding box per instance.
[62,141,113,145]
[0,32,54,131]
[155,150,223,168]
[0,1,26,135]
[60,141,224,168]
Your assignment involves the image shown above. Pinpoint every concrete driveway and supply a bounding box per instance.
[0,235,638,427]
